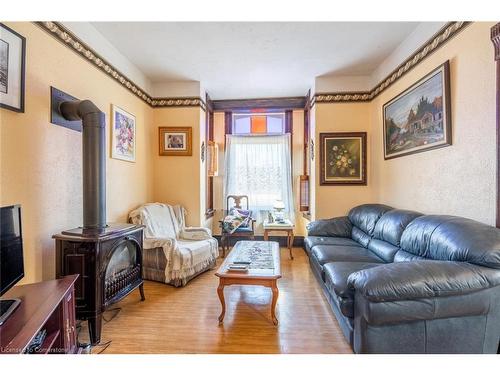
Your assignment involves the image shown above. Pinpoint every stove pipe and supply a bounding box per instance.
[59,100,106,229]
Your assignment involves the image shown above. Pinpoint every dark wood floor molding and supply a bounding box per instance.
[214,235,304,248]
[492,23,500,228]
[313,21,471,107]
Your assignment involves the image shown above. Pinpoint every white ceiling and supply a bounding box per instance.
[90,22,420,99]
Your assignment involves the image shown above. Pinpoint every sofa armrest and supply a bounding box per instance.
[347,260,500,303]
[180,227,213,241]
[306,216,352,237]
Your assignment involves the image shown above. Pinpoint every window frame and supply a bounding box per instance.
[231,112,286,135]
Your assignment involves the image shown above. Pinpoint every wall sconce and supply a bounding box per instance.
[299,175,309,212]
[207,140,219,176]
[201,141,206,162]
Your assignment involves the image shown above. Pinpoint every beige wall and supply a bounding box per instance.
[152,107,204,227]
[312,22,496,225]
[211,112,225,235]
[0,22,154,284]
[371,22,496,225]
[313,102,374,220]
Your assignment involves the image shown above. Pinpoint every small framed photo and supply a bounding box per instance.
[159,127,192,156]
[0,23,26,113]
[111,105,136,162]
[320,132,367,186]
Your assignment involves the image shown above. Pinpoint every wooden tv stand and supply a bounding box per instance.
[0,275,80,354]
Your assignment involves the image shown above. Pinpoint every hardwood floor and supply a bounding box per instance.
[80,247,352,354]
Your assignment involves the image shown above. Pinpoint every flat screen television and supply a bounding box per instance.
[0,204,24,325]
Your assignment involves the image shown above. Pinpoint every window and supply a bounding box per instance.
[232,113,285,135]
[224,134,294,218]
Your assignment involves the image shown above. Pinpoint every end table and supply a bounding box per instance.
[263,219,295,260]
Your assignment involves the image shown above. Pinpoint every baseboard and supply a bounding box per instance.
[213,235,304,248]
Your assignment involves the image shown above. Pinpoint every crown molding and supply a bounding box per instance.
[35,21,470,111]
[313,21,471,107]
[212,96,306,111]
[35,21,206,110]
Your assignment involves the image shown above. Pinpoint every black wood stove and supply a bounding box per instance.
[52,99,144,345]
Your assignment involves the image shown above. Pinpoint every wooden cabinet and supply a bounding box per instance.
[0,275,80,354]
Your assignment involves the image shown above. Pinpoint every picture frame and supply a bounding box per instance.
[383,61,452,160]
[111,105,136,162]
[0,23,26,113]
[159,127,192,156]
[320,132,367,186]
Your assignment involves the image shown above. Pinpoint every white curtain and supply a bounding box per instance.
[224,134,294,221]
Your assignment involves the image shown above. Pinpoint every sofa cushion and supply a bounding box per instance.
[351,227,372,248]
[348,204,393,237]
[400,215,500,268]
[305,236,360,253]
[373,209,423,246]
[394,250,427,262]
[311,245,385,265]
[367,239,399,263]
[324,262,381,318]
[306,216,352,238]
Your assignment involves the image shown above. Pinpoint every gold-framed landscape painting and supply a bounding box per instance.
[111,105,136,162]
[159,126,192,156]
[320,132,367,186]
[383,61,452,160]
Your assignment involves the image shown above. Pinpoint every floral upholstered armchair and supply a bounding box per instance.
[219,195,256,257]
[129,203,219,287]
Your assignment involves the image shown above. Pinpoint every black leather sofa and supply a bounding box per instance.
[305,204,500,353]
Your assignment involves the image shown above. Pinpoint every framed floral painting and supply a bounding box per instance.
[320,132,367,185]
[111,105,136,162]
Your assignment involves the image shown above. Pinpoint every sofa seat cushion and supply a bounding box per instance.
[305,236,360,252]
[324,262,382,318]
[311,245,385,265]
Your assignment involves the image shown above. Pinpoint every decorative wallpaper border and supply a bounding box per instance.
[314,21,471,106]
[35,21,470,110]
[35,21,207,110]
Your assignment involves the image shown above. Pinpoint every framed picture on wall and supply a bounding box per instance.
[0,23,26,113]
[111,105,136,162]
[383,61,452,160]
[159,127,192,156]
[320,132,367,186]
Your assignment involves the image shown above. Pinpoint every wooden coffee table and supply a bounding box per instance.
[215,241,281,325]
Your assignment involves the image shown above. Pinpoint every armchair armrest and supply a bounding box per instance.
[143,237,176,250]
[306,216,352,237]
[180,227,213,241]
[347,260,500,303]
